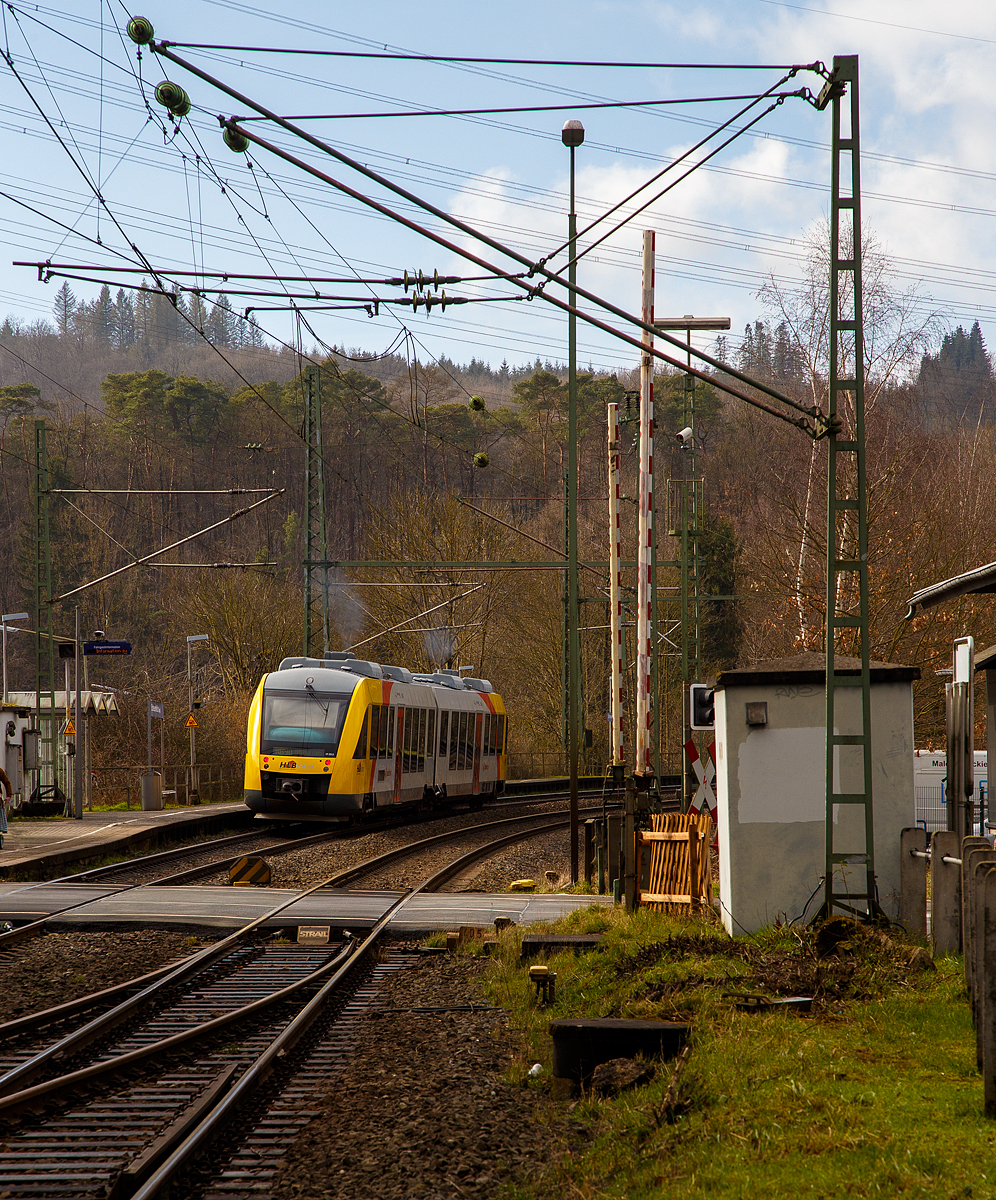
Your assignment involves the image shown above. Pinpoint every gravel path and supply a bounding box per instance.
[268,950,580,1200]
[0,929,212,1020]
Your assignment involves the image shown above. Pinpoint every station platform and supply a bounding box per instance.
[0,881,613,934]
[0,802,253,877]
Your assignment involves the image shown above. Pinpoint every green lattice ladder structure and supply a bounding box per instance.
[820,55,882,921]
[302,365,330,656]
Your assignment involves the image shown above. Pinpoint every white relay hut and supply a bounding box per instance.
[713,652,919,935]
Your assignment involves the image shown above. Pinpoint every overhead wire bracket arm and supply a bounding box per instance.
[51,490,284,602]
[220,120,817,436]
[148,41,817,427]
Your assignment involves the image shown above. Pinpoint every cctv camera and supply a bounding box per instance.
[93,629,106,640]
[676,427,693,446]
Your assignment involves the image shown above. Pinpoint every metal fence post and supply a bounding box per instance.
[624,779,637,912]
[974,859,996,1071]
[963,837,992,982]
[931,830,962,957]
[984,867,996,1116]
[583,819,595,885]
[900,827,928,939]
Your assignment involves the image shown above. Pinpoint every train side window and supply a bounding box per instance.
[403,708,413,773]
[439,711,449,758]
[370,706,381,759]
[449,713,458,770]
[419,708,427,772]
[497,714,505,755]
[485,713,493,756]
[427,710,436,759]
[387,707,395,756]
[459,711,469,771]
[352,707,369,759]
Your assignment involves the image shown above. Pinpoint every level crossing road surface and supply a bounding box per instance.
[0,880,613,932]
[0,801,251,874]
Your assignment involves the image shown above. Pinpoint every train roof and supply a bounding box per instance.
[270,654,495,696]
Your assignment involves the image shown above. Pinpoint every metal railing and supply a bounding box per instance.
[87,764,243,809]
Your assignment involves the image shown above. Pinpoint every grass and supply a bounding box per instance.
[472,906,995,1199]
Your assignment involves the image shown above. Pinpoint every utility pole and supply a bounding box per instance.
[656,316,729,806]
[303,364,330,657]
[563,118,584,883]
[607,402,624,779]
[187,633,208,804]
[33,419,55,808]
[73,606,83,819]
[819,54,878,920]
[635,230,655,785]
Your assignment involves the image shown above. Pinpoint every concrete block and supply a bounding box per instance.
[549,1017,687,1087]
[900,827,927,939]
[983,869,996,1116]
[931,830,962,958]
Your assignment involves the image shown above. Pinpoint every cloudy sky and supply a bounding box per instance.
[0,0,993,375]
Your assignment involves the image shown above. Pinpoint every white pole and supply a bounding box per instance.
[1,624,6,704]
[636,230,655,777]
[608,402,623,769]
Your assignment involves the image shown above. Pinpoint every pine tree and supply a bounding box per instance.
[52,281,77,337]
[112,289,135,351]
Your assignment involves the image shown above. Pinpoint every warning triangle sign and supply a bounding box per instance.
[185,713,198,729]
[62,718,76,736]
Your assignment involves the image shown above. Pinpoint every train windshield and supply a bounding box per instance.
[261,689,353,756]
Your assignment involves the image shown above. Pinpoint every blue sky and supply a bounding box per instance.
[1,0,994,375]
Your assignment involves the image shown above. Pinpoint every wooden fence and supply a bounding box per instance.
[638,811,713,913]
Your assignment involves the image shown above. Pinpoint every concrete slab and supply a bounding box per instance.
[0,882,614,934]
[0,802,253,877]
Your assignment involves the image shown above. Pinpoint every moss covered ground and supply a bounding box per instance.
[478,906,994,1199]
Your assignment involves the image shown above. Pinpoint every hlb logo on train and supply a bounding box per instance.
[280,760,297,769]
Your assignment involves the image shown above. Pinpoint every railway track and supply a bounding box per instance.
[0,810,582,1199]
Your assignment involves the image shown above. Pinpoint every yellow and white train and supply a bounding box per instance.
[244,652,507,822]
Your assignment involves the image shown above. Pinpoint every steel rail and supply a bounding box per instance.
[127,813,582,1200]
[0,804,586,1094]
[0,866,378,1099]
[0,938,355,1115]
[0,813,588,1196]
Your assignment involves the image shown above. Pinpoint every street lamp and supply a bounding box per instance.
[2,613,29,703]
[562,118,584,884]
[186,634,209,804]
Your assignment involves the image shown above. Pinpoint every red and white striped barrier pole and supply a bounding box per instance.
[636,230,655,779]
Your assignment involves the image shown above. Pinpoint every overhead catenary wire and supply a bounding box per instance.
[155,43,824,72]
[149,42,819,424]
[232,90,811,122]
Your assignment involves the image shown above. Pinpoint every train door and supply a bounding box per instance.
[393,707,405,804]
[472,712,483,794]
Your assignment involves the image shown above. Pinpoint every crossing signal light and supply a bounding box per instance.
[690,683,715,730]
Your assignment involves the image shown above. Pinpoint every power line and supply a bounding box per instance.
[233,91,808,121]
[158,43,823,71]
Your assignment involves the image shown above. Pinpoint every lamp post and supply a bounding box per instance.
[562,118,584,884]
[2,613,29,704]
[187,634,209,804]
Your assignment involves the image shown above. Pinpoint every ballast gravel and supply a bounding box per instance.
[270,950,583,1200]
[193,798,581,891]
[0,928,210,1019]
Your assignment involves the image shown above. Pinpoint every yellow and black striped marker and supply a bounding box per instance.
[230,855,271,886]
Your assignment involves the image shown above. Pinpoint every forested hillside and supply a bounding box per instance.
[2,268,995,781]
